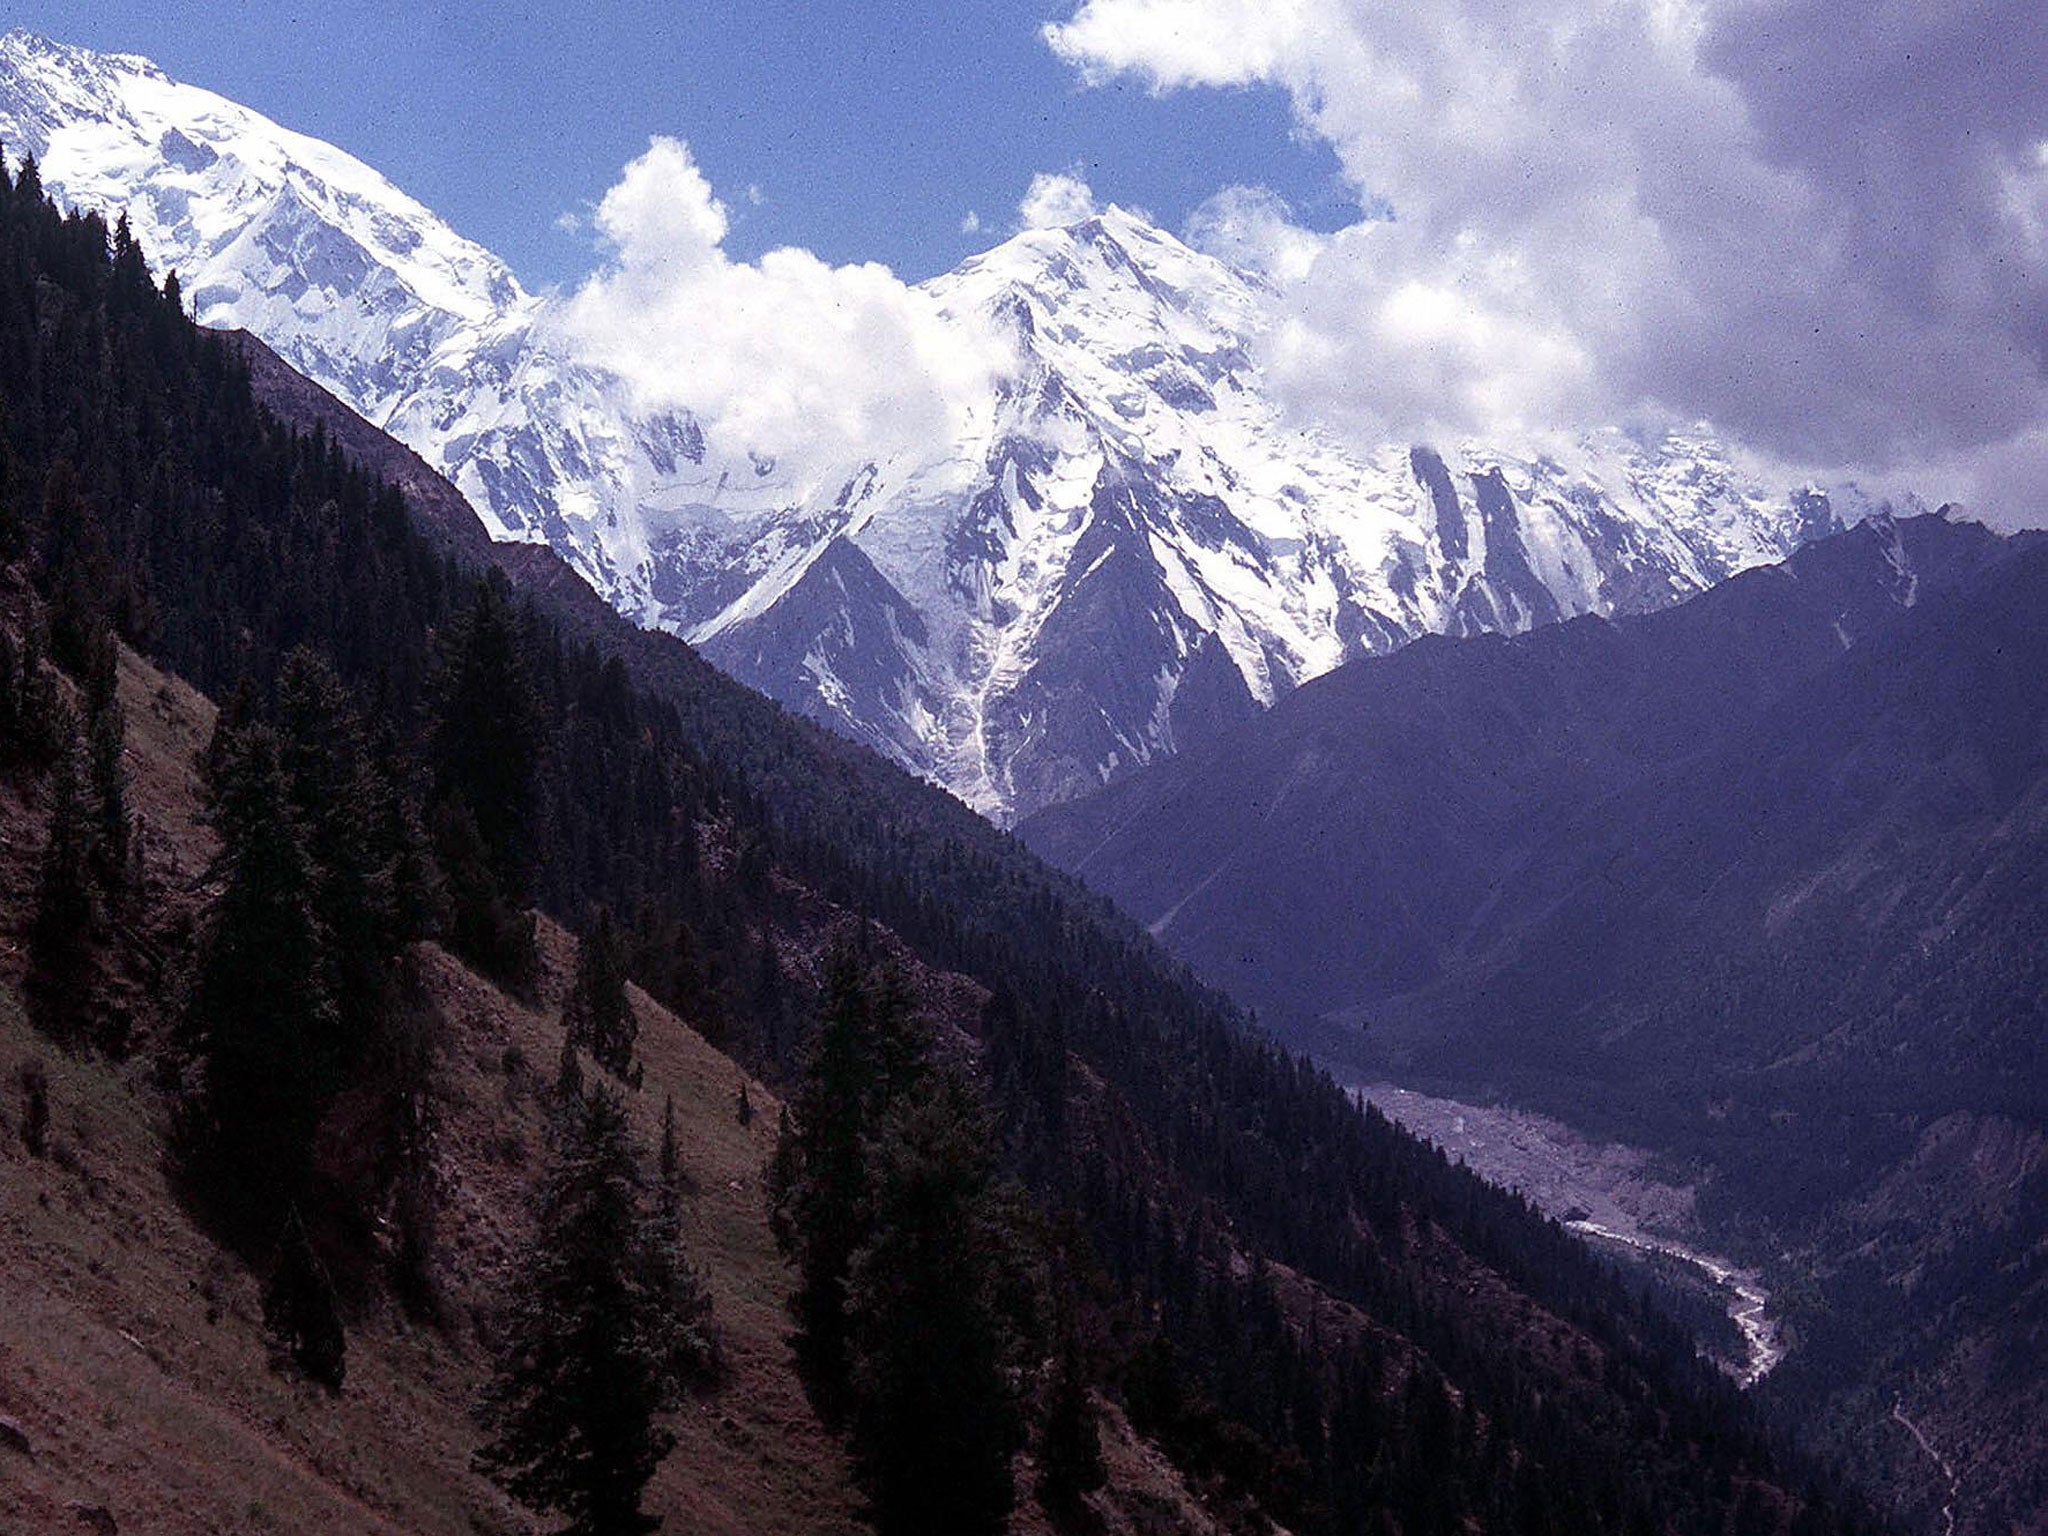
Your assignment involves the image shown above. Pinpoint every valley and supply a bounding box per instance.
[1357,1083,1786,1389]
[0,163,1889,1536]
[1024,511,2048,1535]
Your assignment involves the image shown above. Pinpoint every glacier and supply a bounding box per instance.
[0,29,1885,822]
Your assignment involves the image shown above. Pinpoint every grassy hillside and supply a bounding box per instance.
[0,635,842,1535]
[0,635,1253,1536]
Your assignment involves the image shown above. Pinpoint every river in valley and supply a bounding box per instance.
[1356,1083,1787,1387]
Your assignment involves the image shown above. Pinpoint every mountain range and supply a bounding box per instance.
[0,28,1889,821]
[1020,509,2048,1534]
[0,141,1886,1536]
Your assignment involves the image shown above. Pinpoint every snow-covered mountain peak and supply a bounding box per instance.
[0,36,1873,822]
[0,30,520,342]
[938,203,1264,359]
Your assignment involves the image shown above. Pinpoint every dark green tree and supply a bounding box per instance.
[80,633,130,895]
[564,907,635,1077]
[431,794,536,985]
[770,951,929,1412]
[475,1085,713,1536]
[1037,1270,1106,1522]
[17,1058,50,1158]
[264,1207,347,1393]
[845,1067,1028,1536]
[25,723,96,1043]
[85,672,129,892]
[646,1092,718,1389]
[180,723,341,1234]
[430,579,542,897]
[273,651,440,1097]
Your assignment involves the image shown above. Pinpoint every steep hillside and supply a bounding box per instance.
[0,635,847,1536]
[0,634,1246,1536]
[1020,512,2048,1533]
[0,28,1890,821]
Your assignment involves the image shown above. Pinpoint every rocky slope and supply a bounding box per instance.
[0,28,1886,821]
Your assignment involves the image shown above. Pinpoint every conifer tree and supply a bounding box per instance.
[432,795,537,984]
[658,1093,681,1211]
[429,578,542,898]
[26,722,96,1043]
[274,650,431,1035]
[264,1207,347,1393]
[845,1067,1028,1536]
[556,1034,585,1103]
[82,632,129,895]
[564,907,635,1077]
[646,1091,718,1389]
[0,616,61,768]
[770,952,929,1412]
[1036,1292,1106,1521]
[475,1085,713,1536]
[17,1058,50,1159]
[181,723,341,1234]
[0,625,23,759]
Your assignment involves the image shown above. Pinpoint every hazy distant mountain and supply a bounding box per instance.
[0,30,1884,820]
[1021,510,2048,1531]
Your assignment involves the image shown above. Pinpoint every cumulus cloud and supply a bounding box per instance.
[1018,170,1100,230]
[961,209,983,235]
[559,137,1005,491]
[1046,0,2048,486]
[1184,185,1325,283]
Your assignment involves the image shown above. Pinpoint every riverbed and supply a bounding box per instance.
[1357,1082,1787,1387]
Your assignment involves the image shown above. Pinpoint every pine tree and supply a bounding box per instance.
[264,1207,347,1393]
[475,1085,712,1536]
[81,633,130,896]
[658,1093,682,1211]
[564,908,635,1077]
[556,1034,585,1102]
[276,650,401,1032]
[26,723,96,1043]
[771,951,930,1412]
[431,795,537,985]
[180,723,341,1234]
[1037,1291,1106,1521]
[17,1058,50,1158]
[845,1067,1028,1536]
[429,579,542,898]
[646,1091,718,1389]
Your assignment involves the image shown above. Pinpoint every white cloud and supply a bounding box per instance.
[1018,171,1099,230]
[961,209,982,235]
[1046,0,2048,487]
[1183,185,1324,284]
[559,137,1007,492]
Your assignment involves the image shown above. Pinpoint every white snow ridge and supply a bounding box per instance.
[0,30,1876,823]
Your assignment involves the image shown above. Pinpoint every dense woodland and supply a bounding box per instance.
[0,154,1895,1536]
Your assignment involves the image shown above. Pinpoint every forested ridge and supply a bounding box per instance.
[0,153,1889,1536]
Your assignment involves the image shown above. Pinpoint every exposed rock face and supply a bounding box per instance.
[0,30,1887,821]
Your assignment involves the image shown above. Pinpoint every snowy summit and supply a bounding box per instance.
[0,30,1876,821]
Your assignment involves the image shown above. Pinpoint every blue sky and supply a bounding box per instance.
[18,0,1351,285]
